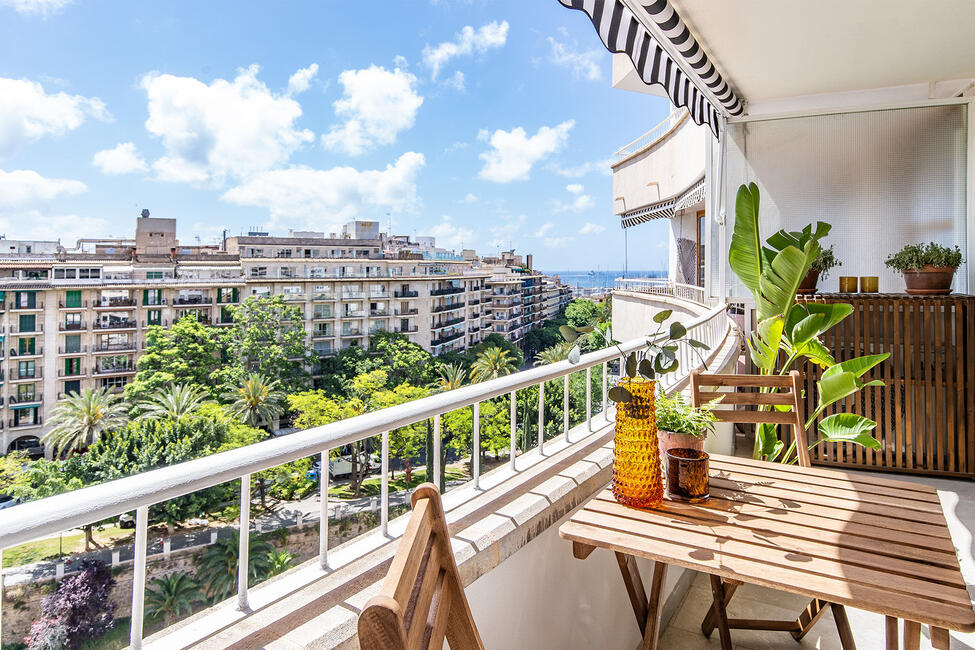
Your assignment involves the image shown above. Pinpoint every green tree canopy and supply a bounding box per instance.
[564,299,603,328]
[226,295,313,393]
[42,388,129,457]
[125,318,229,405]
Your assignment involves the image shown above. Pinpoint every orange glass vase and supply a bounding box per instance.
[612,378,664,508]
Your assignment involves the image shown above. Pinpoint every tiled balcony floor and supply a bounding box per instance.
[661,471,975,649]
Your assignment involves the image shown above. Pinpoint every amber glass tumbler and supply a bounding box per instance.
[612,378,663,508]
[666,448,710,503]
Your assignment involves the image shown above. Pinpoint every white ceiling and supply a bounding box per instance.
[668,0,975,106]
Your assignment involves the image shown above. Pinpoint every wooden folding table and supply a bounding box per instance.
[559,454,975,649]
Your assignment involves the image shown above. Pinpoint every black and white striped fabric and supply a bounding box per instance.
[558,0,743,137]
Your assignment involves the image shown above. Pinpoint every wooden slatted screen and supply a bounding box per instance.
[792,294,975,478]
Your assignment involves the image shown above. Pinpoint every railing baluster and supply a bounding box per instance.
[538,381,545,455]
[129,505,149,649]
[509,390,517,471]
[433,414,441,489]
[237,475,251,611]
[319,449,329,570]
[586,366,592,430]
[381,431,389,536]
[563,373,570,442]
[473,402,481,489]
[602,362,608,418]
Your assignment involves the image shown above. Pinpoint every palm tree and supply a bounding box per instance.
[41,388,128,457]
[223,373,285,427]
[266,549,296,577]
[469,347,519,383]
[535,341,573,366]
[435,363,467,391]
[145,571,203,626]
[141,384,211,421]
[196,535,273,602]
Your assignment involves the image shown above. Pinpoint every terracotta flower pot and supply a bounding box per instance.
[796,268,820,294]
[658,429,705,460]
[903,265,957,295]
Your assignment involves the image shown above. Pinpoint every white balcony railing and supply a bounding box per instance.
[0,301,730,649]
[613,108,688,161]
[614,277,709,306]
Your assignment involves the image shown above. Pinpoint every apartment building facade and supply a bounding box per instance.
[0,217,570,457]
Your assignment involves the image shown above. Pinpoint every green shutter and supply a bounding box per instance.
[65,290,81,308]
[232,288,239,302]
[19,314,35,333]
[143,289,149,304]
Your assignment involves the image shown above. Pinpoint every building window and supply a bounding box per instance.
[63,379,81,396]
[18,337,35,355]
[147,310,162,326]
[18,360,35,379]
[146,271,164,280]
[100,376,128,391]
[250,267,267,278]
[64,357,81,376]
[18,314,36,333]
[64,334,82,353]
[64,290,82,308]
[54,268,77,279]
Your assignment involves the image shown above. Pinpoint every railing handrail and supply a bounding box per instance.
[0,302,726,552]
[614,277,709,306]
[614,107,688,160]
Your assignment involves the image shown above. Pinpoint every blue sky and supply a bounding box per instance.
[0,0,671,270]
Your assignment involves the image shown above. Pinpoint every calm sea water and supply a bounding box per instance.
[542,269,666,289]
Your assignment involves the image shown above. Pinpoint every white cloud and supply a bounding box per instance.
[0,211,108,243]
[0,77,109,157]
[444,140,468,153]
[566,183,583,194]
[488,213,526,247]
[141,65,314,186]
[422,21,509,80]
[321,65,423,156]
[537,222,554,237]
[92,142,148,175]
[477,120,574,183]
[547,33,603,81]
[544,236,575,248]
[0,0,73,16]
[460,192,478,204]
[286,63,319,95]
[0,168,86,209]
[393,55,409,69]
[221,151,425,228]
[579,221,605,235]
[550,157,613,178]
[430,215,474,249]
[554,189,595,213]
[443,70,466,91]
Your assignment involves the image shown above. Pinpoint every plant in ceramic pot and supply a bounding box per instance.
[655,392,722,457]
[797,244,841,294]
[885,243,964,295]
[560,310,711,509]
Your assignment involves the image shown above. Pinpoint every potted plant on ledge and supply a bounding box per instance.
[797,244,841,294]
[885,242,964,295]
[655,392,721,456]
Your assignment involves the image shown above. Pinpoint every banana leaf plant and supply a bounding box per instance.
[729,182,889,463]
[560,310,711,403]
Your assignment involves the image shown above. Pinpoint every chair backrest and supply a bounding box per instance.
[358,483,484,650]
[689,370,810,467]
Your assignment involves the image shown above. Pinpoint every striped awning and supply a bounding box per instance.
[557,0,743,136]
[620,175,705,228]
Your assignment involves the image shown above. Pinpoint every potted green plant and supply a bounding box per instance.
[655,392,722,456]
[885,242,964,295]
[797,245,841,294]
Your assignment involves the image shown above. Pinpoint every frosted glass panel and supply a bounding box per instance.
[723,105,968,297]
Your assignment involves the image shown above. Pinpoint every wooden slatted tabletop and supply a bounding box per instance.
[559,453,975,634]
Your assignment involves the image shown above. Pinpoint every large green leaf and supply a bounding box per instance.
[821,353,890,380]
[818,413,882,450]
[767,222,832,252]
[756,239,821,322]
[728,183,763,296]
[802,303,853,333]
[816,371,884,412]
[789,312,827,347]
[754,423,783,461]
[747,316,784,373]
[787,337,835,369]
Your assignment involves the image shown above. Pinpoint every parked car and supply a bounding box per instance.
[306,450,378,482]
[118,513,136,529]
[0,494,19,510]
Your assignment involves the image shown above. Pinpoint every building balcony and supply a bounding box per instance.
[93,364,135,375]
[311,330,334,340]
[312,293,336,301]
[432,301,465,313]
[94,319,138,331]
[95,297,136,309]
[394,290,418,298]
[142,298,168,307]
[394,325,418,333]
[0,295,742,649]
[369,309,390,317]
[92,342,137,354]
[341,292,364,300]
[8,301,43,311]
[9,346,43,358]
[7,416,41,430]
[431,316,464,330]
[430,286,464,296]
[343,310,365,319]
[58,299,89,309]
[174,296,212,305]
[430,331,465,347]
[9,393,42,405]
[312,312,334,321]
[469,299,480,305]
[394,308,418,316]
[58,345,88,355]
[340,328,362,337]
[57,367,85,377]
[9,370,41,382]
[12,324,44,335]
[141,319,170,328]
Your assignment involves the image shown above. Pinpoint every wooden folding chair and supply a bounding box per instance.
[689,370,856,649]
[358,483,484,650]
